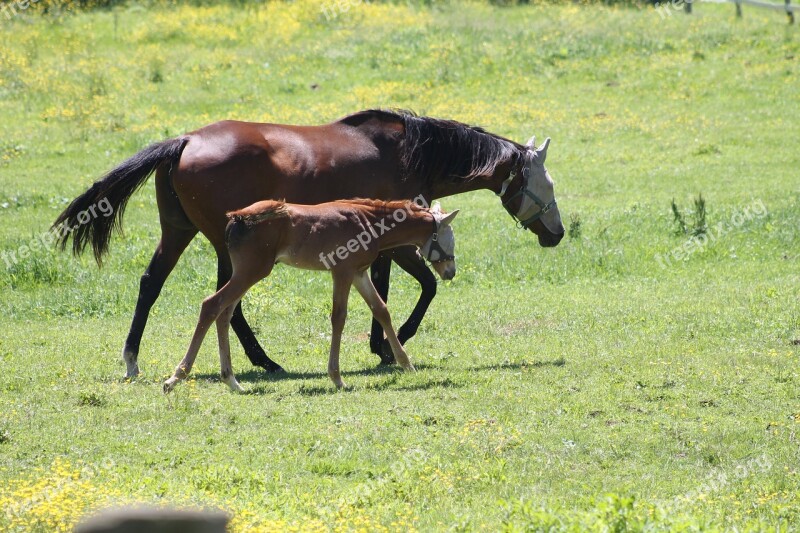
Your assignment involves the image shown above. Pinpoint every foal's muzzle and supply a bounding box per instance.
[432,260,456,281]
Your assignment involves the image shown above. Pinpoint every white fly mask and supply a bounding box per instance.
[498,137,564,247]
[419,202,459,280]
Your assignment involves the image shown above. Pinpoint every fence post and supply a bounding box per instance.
[787,0,795,24]
[735,0,742,17]
[685,0,692,14]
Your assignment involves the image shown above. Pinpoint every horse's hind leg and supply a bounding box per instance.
[122,224,197,378]
[353,270,415,372]
[217,253,285,373]
[216,301,244,392]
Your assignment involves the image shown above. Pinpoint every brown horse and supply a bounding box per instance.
[162,198,459,393]
[53,109,564,377]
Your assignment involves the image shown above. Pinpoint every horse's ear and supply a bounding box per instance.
[525,135,536,149]
[534,137,551,164]
[430,201,442,214]
[440,209,460,226]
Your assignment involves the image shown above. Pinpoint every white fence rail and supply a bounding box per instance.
[681,0,798,23]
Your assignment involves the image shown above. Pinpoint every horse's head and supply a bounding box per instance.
[420,203,459,281]
[499,137,564,247]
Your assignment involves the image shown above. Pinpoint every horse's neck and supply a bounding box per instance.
[427,157,517,200]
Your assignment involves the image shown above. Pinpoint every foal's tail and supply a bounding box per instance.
[52,137,189,265]
[224,200,289,249]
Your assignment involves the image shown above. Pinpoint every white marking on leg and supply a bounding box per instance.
[122,348,140,378]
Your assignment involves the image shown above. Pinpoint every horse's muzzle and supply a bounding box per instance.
[538,230,564,248]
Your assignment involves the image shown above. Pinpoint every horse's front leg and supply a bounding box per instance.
[329,272,355,389]
[353,271,415,372]
[377,246,438,363]
[369,253,393,362]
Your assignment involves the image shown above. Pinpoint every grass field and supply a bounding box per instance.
[1,1,799,531]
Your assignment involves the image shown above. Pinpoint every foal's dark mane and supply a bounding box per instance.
[344,109,524,185]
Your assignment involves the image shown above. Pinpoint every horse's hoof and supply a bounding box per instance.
[163,380,176,394]
[122,348,140,376]
[260,362,285,374]
[377,340,396,365]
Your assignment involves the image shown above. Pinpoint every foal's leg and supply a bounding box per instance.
[353,270,415,372]
[328,271,355,389]
[163,280,250,393]
[216,301,244,392]
[217,252,284,373]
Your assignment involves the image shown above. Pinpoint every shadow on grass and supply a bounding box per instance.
[192,358,563,395]
[292,375,462,397]
[193,361,439,383]
[469,357,566,372]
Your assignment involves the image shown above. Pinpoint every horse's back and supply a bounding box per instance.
[168,116,404,246]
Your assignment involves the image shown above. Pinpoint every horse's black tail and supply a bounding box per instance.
[52,137,189,265]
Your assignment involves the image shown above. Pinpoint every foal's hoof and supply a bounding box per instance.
[223,376,245,393]
[163,379,177,394]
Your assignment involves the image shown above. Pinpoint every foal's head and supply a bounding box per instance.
[420,202,459,281]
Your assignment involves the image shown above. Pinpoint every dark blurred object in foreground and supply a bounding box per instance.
[75,507,229,533]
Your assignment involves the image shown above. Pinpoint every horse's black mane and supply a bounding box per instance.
[347,109,524,185]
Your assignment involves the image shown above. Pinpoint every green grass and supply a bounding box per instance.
[1,1,799,531]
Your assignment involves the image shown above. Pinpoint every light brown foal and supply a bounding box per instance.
[163,198,459,393]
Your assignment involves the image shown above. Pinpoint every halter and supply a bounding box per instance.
[497,154,557,229]
[421,215,455,263]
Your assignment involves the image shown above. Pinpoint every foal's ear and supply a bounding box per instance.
[430,201,443,214]
[440,209,460,226]
[525,135,536,149]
